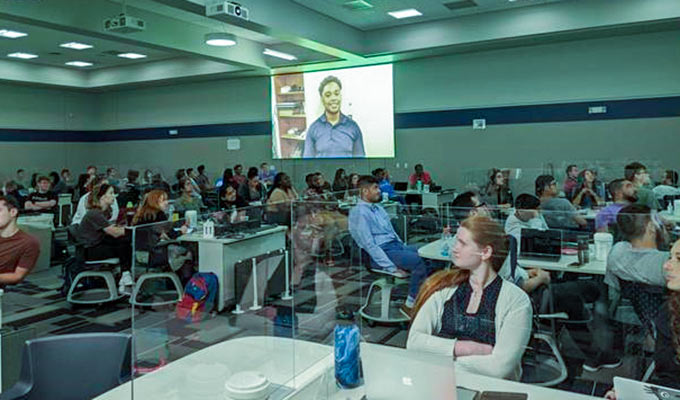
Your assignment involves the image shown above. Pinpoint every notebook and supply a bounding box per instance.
[613,376,680,400]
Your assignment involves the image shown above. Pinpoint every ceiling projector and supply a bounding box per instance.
[103,14,146,33]
[206,1,250,21]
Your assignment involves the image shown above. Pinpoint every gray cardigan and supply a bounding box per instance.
[406,278,532,380]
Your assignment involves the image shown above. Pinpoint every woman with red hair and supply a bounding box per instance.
[407,215,532,380]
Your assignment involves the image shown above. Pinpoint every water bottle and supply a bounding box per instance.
[334,324,362,389]
[440,227,452,257]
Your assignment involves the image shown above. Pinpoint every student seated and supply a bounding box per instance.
[625,161,661,210]
[266,172,298,227]
[407,215,532,380]
[653,169,680,199]
[408,164,434,189]
[238,167,267,205]
[76,184,132,293]
[332,168,348,199]
[72,177,119,225]
[24,176,57,215]
[0,195,39,286]
[595,179,636,233]
[605,238,680,399]
[349,175,431,314]
[481,168,513,208]
[563,164,579,201]
[535,174,587,230]
[605,204,668,292]
[503,194,619,371]
[174,178,205,214]
[571,169,604,209]
[132,190,192,282]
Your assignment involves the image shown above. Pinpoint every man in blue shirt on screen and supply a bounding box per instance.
[303,75,366,158]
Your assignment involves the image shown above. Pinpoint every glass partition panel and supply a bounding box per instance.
[127,204,298,400]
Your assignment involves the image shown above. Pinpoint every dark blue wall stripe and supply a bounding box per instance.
[0,96,678,142]
[395,96,680,129]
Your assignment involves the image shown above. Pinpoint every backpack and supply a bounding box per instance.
[175,272,218,323]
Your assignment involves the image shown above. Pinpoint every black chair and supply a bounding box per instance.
[0,333,131,400]
[619,280,668,333]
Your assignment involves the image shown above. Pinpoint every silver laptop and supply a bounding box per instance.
[613,376,680,400]
[362,343,472,400]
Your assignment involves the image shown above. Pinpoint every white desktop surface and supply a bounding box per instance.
[179,225,287,311]
[518,244,606,275]
[395,190,456,210]
[660,210,680,224]
[96,337,597,400]
[420,239,606,275]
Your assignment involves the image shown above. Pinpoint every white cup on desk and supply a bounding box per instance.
[423,184,430,193]
[185,210,198,229]
[594,232,613,261]
[674,200,680,216]
[382,192,389,202]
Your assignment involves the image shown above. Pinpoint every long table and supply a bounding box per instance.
[419,239,606,275]
[179,225,287,312]
[96,336,598,400]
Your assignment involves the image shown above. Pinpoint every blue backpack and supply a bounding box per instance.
[176,272,218,323]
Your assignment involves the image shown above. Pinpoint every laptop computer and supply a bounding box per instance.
[613,376,680,400]
[519,228,562,261]
[394,181,408,191]
[361,343,477,400]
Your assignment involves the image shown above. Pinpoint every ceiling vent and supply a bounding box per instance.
[342,0,374,11]
[442,0,478,11]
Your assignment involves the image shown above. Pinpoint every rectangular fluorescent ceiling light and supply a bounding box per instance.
[117,52,147,59]
[65,61,93,67]
[60,42,93,50]
[8,52,38,59]
[263,48,297,61]
[387,8,422,19]
[0,29,27,39]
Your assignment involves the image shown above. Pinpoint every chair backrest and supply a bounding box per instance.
[16,333,131,400]
[619,280,668,330]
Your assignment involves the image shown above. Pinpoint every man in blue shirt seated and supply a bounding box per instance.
[349,176,431,316]
[303,75,365,158]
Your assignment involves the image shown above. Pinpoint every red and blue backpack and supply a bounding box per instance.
[176,272,218,323]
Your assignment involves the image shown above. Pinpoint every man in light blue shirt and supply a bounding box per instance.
[349,176,430,312]
[303,76,365,158]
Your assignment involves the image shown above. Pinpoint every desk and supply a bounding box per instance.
[418,239,451,262]
[96,336,597,400]
[519,244,606,275]
[17,214,53,272]
[396,190,456,211]
[420,239,606,275]
[179,225,287,311]
[660,211,680,224]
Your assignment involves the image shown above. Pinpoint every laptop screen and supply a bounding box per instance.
[520,228,562,260]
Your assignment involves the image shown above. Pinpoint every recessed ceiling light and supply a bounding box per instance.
[205,32,237,47]
[60,42,93,50]
[387,8,422,19]
[0,29,28,39]
[117,52,147,59]
[8,52,38,59]
[263,48,297,61]
[65,61,93,67]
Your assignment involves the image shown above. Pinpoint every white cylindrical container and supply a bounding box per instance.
[185,210,198,228]
[224,371,270,400]
[382,192,389,202]
[594,232,614,261]
[674,199,680,216]
[423,184,430,193]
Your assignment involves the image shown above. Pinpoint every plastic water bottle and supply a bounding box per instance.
[334,324,362,389]
[441,227,452,257]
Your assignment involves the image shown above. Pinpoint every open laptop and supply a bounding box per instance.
[361,343,478,400]
[519,228,562,261]
[393,181,408,191]
[613,376,680,400]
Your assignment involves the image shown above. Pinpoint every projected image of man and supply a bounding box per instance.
[303,76,365,158]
